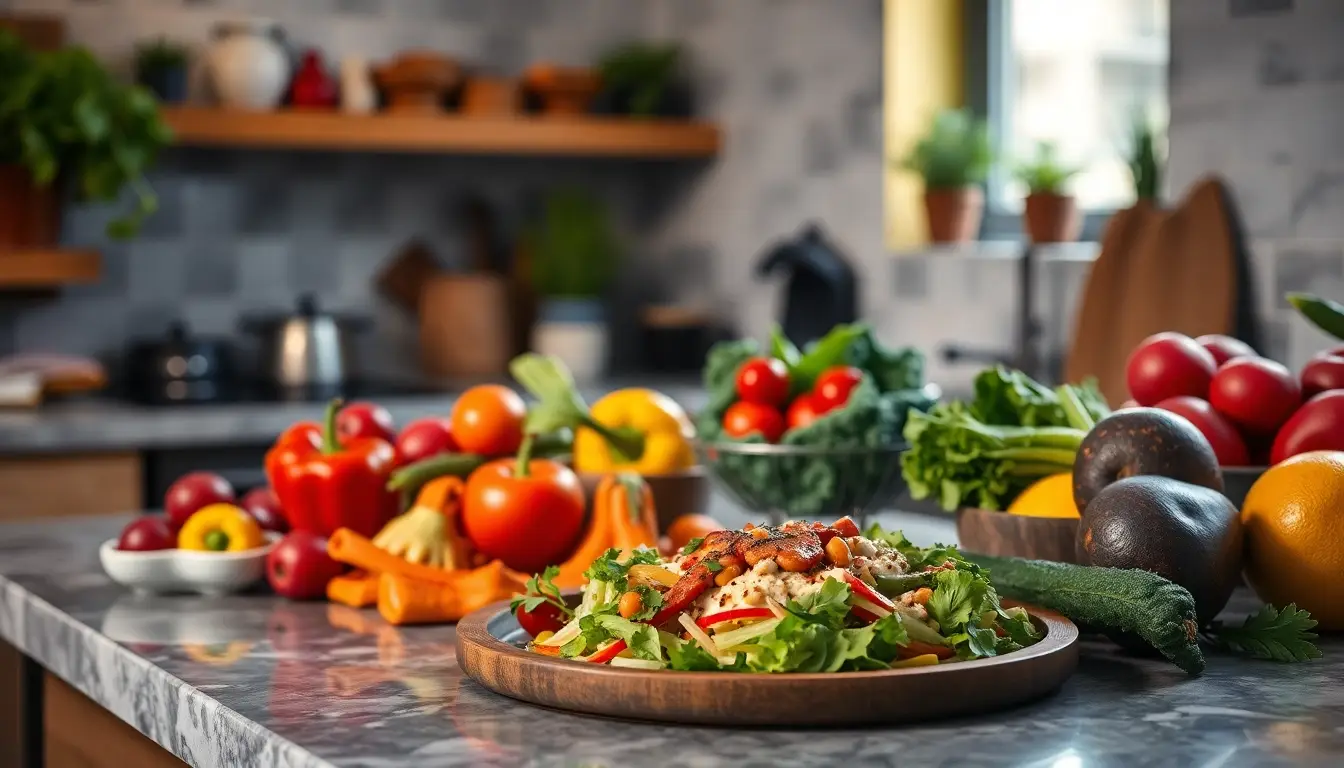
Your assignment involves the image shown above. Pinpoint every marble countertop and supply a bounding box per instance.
[0,378,706,454]
[1,515,1341,767]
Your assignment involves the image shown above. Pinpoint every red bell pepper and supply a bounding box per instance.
[697,608,775,629]
[264,399,400,539]
[585,640,627,664]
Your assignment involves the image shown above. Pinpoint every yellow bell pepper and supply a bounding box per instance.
[573,389,695,474]
[178,503,265,552]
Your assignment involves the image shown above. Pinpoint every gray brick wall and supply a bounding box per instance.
[2,0,887,377]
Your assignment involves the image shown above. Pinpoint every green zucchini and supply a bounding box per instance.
[966,553,1206,675]
[1287,292,1344,341]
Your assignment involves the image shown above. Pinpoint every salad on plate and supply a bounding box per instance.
[510,517,1042,672]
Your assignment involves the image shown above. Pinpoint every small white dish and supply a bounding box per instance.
[99,532,280,597]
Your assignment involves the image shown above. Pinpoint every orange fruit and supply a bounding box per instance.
[1241,450,1344,630]
[1006,473,1079,518]
[665,514,726,552]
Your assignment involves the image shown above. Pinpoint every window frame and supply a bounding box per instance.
[964,0,1119,243]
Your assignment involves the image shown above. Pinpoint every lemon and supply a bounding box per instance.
[1006,473,1079,518]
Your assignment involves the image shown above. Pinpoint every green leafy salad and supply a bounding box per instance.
[519,521,1042,672]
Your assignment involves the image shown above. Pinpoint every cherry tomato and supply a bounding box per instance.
[450,385,526,456]
[462,458,585,573]
[514,601,565,638]
[735,357,790,406]
[786,394,829,431]
[722,401,786,442]
[813,366,863,409]
[336,401,396,443]
[395,418,458,463]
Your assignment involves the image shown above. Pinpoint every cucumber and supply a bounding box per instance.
[966,553,1206,675]
[873,572,935,597]
[1288,292,1344,341]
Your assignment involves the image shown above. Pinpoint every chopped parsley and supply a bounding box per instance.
[679,536,705,556]
[703,559,723,573]
[509,565,573,620]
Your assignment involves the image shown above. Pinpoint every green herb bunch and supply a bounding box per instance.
[134,36,189,74]
[597,43,680,118]
[525,189,618,299]
[1128,114,1164,203]
[899,109,994,190]
[0,30,171,239]
[1014,141,1080,195]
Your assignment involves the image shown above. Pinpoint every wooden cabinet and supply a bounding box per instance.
[45,673,183,768]
[0,453,142,521]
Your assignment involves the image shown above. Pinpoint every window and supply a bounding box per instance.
[973,0,1169,237]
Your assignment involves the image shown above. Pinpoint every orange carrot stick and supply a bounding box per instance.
[328,527,460,585]
[377,561,529,626]
[327,570,380,608]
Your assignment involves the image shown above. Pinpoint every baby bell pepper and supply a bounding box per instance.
[572,389,696,474]
[264,399,400,539]
[178,503,264,552]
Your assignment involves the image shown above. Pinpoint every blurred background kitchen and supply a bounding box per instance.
[0,0,1339,522]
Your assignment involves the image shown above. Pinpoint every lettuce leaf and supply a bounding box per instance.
[592,615,662,661]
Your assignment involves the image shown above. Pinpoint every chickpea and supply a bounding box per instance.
[618,590,644,619]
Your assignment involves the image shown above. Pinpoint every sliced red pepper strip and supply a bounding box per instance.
[842,571,898,613]
[696,607,774,629]
[850,605,883,624]
[898,640,955,660]
[585,639,627,664]
[530,643,563,656]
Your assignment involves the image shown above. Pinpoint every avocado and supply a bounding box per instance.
[1077,475,1243,624]
[1073,407,1223,515]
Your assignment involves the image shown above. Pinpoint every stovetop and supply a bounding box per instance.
[113,379,450,407]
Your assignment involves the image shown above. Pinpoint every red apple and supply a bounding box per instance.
[1154,396,1250,466]
[336,401,396,443]
[395,417,457,463]
[164,472,235,532]
[1125,332,1218,405]
[266,531,345,600]
[239,487,288,533]
[1300,347,1344,399]
[1209,357,1301,436]
[1195,334,1258,367]
[117,516,175,551]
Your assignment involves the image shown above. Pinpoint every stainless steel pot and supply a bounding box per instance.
[241,294,371,387]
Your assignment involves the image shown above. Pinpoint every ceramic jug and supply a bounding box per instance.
[207,18,290,110]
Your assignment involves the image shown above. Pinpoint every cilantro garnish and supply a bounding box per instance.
[704,559,723,573]
[509,565,573,621]
[680,536,705,556]
[1206,603,1322,663]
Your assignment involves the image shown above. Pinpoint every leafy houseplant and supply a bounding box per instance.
[1015,142,1082,243]
[900,109,993,243]
[525,189,619,380]
[0,30,171,243]
[1129,115,1164,204]
[134,36,190,104]
[594,43,684,118]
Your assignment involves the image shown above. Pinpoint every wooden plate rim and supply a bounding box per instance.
[457,598,1079,683]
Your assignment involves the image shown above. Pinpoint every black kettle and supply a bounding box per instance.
[755,224,858,348]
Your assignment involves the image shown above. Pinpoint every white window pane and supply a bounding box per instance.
[999,0,1168,212]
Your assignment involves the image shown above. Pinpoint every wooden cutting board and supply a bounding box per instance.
[1065,177,1251,405]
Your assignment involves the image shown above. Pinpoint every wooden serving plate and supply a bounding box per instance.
[956,507,1082,564]
[456,600,1079,726]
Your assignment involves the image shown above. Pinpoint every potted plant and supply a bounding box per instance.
[525,189,618,381]
[900,109,993,243]
[1016,142,1082,243]
[134,36,190,104]
[593,43,690,118]
[1128,116,1164,206]
[0,30,170,249]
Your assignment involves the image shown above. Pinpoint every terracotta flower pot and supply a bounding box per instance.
[923,187,983,243]
[1024,192,1080,244]
[0,165,60,253]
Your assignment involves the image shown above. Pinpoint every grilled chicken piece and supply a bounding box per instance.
[742,528,824,572]
[651,530,748,626]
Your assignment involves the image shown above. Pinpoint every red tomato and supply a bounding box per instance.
[1195,334,1258,367]
[1125,332,1217,406]
[336,401,396,443]
[723,401,786,442]
[1209,358,1301,435]
[786,394,829,431]
[450,385,526,456]
[514,601,565,638]
[462,458,586,573]
[1154,396,1250,466]
[396,418,458,463]
[1270,391,1344,464]
[814,366,863,410]
[1300,348,1344,399]
[239,487,288,533]
[164,472,235,532]
[735,357,790,406]
[117,516,175,551]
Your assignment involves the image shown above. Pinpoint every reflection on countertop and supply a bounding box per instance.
[0,375,705,454]
[1,514,1342,768]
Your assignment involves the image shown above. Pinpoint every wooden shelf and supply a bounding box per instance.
[161,107,722,158]
[0,250,100,288]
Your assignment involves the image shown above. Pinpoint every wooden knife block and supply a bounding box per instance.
[418,274,512,377]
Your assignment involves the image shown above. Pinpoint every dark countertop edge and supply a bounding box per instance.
[0,573,334,768]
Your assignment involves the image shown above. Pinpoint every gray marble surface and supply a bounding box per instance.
[1,514,1341,768]
[0,379,706,454]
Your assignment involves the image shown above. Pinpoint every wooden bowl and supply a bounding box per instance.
[375,52,461,113]
[578,467,711,534]
[956,507,1081,564]
[522,64,599,115]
